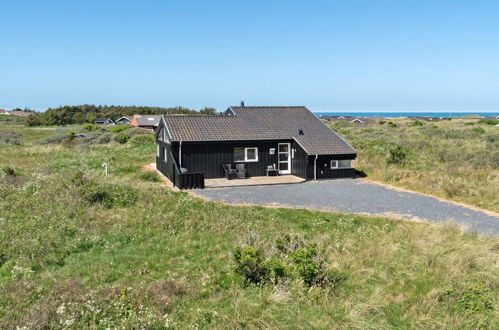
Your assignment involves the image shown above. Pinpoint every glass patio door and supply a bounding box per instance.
[278,143,291,174]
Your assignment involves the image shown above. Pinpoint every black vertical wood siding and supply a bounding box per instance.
[157,138,357,186]
[313,154,356,179]
[291,141,308,179]
[172,140,295,179]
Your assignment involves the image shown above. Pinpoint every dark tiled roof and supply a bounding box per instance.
[134,114,162,126]
[163,106,356,155]
[95,118,113,122]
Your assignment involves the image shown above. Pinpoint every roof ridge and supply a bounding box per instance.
[163,114,232,118]
[230,106,306,108]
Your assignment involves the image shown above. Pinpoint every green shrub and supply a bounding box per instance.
[233,237,347,288]
[95,132,113,144]
[378,120,386,125]
[291,245,322,286]
[129,134,155,146]
[441,280,494,328]
[233,246,269,285]
[2,166,16,176]
[109,125,131,134]
[69,173,138,208]
[410,120,424,126]
[471,127,485,134]
[387,145,407,165]
[464,122,475,125]
[137,171,160,182]
[83,123,99,131]
[388,121,397,128]
[478,119,499,125]
[67,131,76,141]
[115,133,130,144]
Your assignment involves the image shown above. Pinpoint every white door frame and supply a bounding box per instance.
[278,143,291,174]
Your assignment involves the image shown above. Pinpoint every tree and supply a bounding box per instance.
[199,107,217,115]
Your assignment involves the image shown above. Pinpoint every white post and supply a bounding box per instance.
[314,155,318,180]
[179,141,182,168]
[102,163,108,176]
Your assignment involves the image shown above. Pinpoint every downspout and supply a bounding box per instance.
[313,155,318,180]
[179,141,182,168]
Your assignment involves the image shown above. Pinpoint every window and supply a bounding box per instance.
[163,147,168,162]
[157,144,160,157]
[234,147,258,162]
[331,159,352,169]
[339,160,352,168]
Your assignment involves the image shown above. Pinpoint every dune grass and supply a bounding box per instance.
[0,123,498,328]
[330,118,499,213]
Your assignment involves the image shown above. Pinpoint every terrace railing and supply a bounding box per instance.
[157,150,205,189]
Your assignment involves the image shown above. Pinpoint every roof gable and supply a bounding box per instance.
[162,106,356,155]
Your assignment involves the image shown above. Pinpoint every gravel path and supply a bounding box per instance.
[193,179,499,235]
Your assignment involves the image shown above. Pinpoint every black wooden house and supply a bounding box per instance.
[156,106,356,189]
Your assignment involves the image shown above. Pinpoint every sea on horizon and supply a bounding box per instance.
[313,112,498,118]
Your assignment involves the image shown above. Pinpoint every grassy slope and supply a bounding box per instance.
[0,123,498,329]
[331,119,499,213]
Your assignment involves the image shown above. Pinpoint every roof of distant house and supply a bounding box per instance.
[133,114,162,126]
[162,106,356,155]
[8,110,33,117]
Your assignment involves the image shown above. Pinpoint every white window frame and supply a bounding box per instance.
[163,146,168,162]
[157,144,160,157]
[234,147,259,162]
[331,159,352,169]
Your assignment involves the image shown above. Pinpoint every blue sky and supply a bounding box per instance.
[1,0,499,112]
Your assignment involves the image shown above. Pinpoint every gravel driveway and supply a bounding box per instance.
[193,179,499,235]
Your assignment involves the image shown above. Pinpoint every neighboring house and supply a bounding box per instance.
[130,114,162,130]
[350,118,365,124]
[94,118,114,125]
[7,110,33,117]
[321,115,371,124]
[156,105,357,189]
[0,109,7,115]
[115,116,132,125]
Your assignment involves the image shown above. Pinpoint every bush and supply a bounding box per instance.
[2,166,16,176]
[478,119,499,125]
[95,132,113,144]
[378,120,386,125]
[233,236,347,288]
[387,145,407,165]
[410,120,424,126]
[471,127,485,134]
[387,121,397,128]
[109,125,131,134]
[137,171,160,182]
[115,133,130,144]
[68,172,138,208]
[129,134,155,146]
[67,131,76,140]
[83,123,99,131]
[233,246,269,285]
